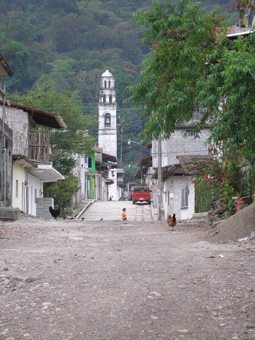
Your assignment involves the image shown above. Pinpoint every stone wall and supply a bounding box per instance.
[36,197,54,219]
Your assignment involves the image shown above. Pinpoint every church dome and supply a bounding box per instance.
[102,69,113,77]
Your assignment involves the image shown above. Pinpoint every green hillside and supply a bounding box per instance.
[0,0,233,99]
[0,0,234,164]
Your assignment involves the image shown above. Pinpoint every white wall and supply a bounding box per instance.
[163,176,195,221]
[108,169,119,201]
[152,129,210,168]
[12,162,43,216]
[27,173,43,216]
[98,72,117,158]
[12,162,26,212]
[98,106,117,157]
[73,155,89,202]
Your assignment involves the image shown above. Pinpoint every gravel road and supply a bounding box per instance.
[0,217,255,340]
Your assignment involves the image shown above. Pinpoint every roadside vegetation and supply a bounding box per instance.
[1,0,254,214]
[129,0,255,216]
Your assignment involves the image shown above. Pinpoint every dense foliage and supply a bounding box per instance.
[0,0,249,202]
[12,79,93,173]
[0,0,231,163]
[0,0,155,166]
[128,0,227,138]
[200,34,255,164]
[130,0,255,212]
[0,0,150,103]
[11,79,93,209]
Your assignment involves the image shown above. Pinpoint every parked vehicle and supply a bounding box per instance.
[131,186,151,205]
[127,183,136,201]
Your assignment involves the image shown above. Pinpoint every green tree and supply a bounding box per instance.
[128,0,226,138]
[16,79,93,166]
[199,34,255,165]
[44,175,79,215]
[12,79,93,209]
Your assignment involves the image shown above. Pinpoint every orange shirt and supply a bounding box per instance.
[121,211,127,221]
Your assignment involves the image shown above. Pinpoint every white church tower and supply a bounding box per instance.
[98,70,117,157]
[98,70,123,201]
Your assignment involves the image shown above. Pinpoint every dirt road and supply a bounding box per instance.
[0,217,254,339]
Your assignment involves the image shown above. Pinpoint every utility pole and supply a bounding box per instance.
[128,138,143,184]
[157,138,162,221]
[2,84,6,205]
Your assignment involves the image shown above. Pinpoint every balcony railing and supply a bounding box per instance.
[28,130,51,162]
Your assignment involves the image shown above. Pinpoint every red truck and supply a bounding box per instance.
[131,186,151,205]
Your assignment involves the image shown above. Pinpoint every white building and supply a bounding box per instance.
[151,113,210,220]
[98,70,117,157]
[1,101,66,217]
[98,70,121,201]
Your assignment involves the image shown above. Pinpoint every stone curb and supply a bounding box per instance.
[75,200,95,219]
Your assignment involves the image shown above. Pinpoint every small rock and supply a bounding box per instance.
[26,277,38,283]
[246,324,255,329]
[151,291,162,297]
[250,231,255,240]
[2,267,8,271]
[177,329,190,334]
[239,237,249,242]
[150,315,158,320]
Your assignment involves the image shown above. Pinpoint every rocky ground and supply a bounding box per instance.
[0,213,255,340]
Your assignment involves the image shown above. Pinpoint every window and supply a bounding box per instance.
[15,180,18,198]
[104,80,107,88]
[184,128,194,137]
[108,81,111,88]
[133,186,149,192]
[88,157,92,168]
[103,94,106,103]
[109,94,112,104]
[181,186,189,209]
[105,113,111,127]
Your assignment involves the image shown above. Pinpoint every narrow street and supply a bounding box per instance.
[0,209,254,339]
[80,201,155,222]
